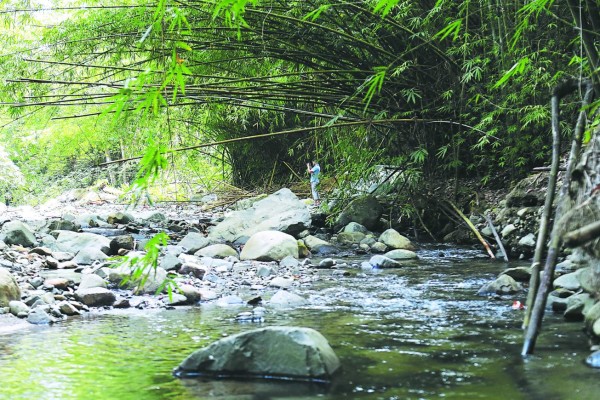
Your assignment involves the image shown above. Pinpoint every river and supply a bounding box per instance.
[0,246,597,399]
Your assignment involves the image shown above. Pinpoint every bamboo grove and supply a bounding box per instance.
[0,0,598,202]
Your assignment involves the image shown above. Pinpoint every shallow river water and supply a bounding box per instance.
[0,246,598,399]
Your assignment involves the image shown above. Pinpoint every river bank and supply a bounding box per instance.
[1,184,599,380]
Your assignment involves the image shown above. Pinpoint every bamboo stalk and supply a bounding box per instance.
[522,79,594,356]
[446,201,495,259]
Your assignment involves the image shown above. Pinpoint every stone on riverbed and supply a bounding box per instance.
[195,244,238,259]
[0,268,21,307]
[500,267,531,282]
[269,276,294,289]
[378,229,415,250]
[74,287,116,307]
[209,188,311,243]
[9,300,30,317]
[336,232,365,245]
[73,247,109,265]
[586,350,600,368]
[27,307,55,325]
[333,194,383,231]
[178,232,210,254]
[584,302,600,336]
[477,275,522,296]
[174,326,340,381]
[269,290,307,307]
[240,231,298,262]
[342,222,369,234]
[0,220,38,247]
[54,231,111,255]
[160,253,182,271]
[553,271,581,291]
[384,249,418,260]
[78,273,107,289]
[368,255,403,268]
[107,212,134,225]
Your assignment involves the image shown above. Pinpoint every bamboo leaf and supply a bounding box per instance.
[493,57,530,88]
[435,19,462,41]
[373,0,401,17]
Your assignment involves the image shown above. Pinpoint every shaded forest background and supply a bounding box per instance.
[0,0,598,221]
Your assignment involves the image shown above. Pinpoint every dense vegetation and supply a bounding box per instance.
[0,0,598,215]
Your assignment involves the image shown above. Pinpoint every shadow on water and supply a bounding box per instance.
[0,245,598,399]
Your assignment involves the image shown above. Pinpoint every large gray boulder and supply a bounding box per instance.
[240,231,299,261]
[0,268,21,307]
[334,194,383,231]
[0,220,38,247]
[174,326,340,381]
[55,231,111,255]
[209,189,311,243]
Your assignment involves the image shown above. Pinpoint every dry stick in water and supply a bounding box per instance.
[522,79,594,356]
[484,213,508,262]
[446,201,495,259]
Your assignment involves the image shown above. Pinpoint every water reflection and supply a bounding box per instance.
[0,247,597,399]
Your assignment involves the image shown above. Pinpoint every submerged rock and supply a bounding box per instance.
[585,350,600,368]
[174,326,340,381]
[368,255,403,268]
[477,275,522,296]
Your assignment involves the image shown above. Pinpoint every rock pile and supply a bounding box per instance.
[0,189,418,330]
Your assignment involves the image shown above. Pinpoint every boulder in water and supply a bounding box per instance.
[368,254,404,268]
[174,326,340,381]
[378,229,415,250]
[384,249,418,260]
[477,275,522,295]
[585,350,600,368]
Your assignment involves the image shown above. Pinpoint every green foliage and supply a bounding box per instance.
[0,0,595,205]
[111,232,178,299]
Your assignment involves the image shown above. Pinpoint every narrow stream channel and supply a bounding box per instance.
[0,246,597,399]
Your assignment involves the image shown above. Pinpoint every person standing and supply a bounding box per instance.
[307,161,321,206]
[4,190,12,207]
